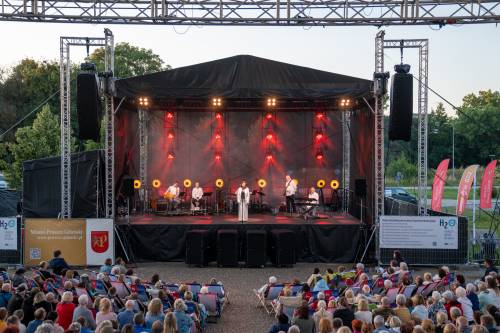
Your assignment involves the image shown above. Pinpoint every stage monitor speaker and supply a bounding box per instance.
[389,72,413,141]
[270,229,295,267]
[186,229,210,266]
[122,178,134,198]
[217,229,239,267]
[355,179,367,198]
[246,230,267,267]
[77,72,102,141]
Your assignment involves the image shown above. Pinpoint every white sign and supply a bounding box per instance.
[85,219,114,266]
[379,215,458,249]
[0,217,18,250]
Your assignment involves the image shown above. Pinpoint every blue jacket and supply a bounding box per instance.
[467,292,480,312]
[268,323,291,333]
[100,264,113,274]
[49,257,70,275]
[117,309,135,328]
[133,324,151,333]
[27,319,43,333]
[0,291,12,307]
[174,311,193,333]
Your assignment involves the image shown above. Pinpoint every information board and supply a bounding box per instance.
[0,217,18,250]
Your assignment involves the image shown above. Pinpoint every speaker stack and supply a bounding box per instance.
[389,65,413,141]
[76,72,102,141]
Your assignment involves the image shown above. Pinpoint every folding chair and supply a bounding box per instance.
[166,284,180,293]
[197,293,220,323]
[402,284,416,299]
[289,284,304,296]
[75,287,89,297]
[93,279,109,296]
[206,284,228,307]
[187,283,202,301]
[422,281,439,298]
[111,281,131,299]
[254,284,283,315]
[385,287,400,305]
[416,284,428,296]
[131,284,149,303]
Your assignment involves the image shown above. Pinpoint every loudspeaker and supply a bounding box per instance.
[355,179,367,198]
[186,229,210,266]
[217,229,238,267]
[77,73,102,141]
[246,230,267,267]
[122,178,134,197]
[389,73,413,141]
[270,229,295,267]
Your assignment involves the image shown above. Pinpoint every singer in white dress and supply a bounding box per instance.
[235,180,250,222]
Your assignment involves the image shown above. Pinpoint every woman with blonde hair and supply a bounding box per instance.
[337,326,353,333]
[421,319,435,333]
[442,323,457,333]
[314,300,333,332]
[319,317,334,333]
[388,316,402,333]
[163,312,177,333]
[354,298,372,324]
[435,311,448,333]
[96,298,117,324]
[146,298,165,328]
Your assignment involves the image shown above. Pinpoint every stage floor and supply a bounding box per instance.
[116,212,359,226]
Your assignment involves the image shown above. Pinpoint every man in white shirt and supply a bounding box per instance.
[284,174,297,213]
[191,182,203,210]
[307,187,319,214]
[165,181,180,209]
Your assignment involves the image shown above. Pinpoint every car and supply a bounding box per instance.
[0,173,8,189]
[385,187,418,205]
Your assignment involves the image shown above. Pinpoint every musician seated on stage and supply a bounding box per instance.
[164,181,181,209]
[191,182,203,211]
[300,187,319,218]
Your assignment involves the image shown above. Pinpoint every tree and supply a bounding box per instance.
[386,152,418,184]
[454,90,500,166]
[0,104,60,189]
[87,42,169,78]
[427,102,453,167]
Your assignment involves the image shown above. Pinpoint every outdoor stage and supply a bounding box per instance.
[115,213,362,263]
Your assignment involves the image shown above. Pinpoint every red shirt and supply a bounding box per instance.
[56,302,76,329]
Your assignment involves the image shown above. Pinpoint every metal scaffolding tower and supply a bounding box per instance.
[2,0,499,26]
[59,30,115,218]
[342,110,351,213]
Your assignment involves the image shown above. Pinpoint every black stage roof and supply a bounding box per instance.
[114,55,373,100]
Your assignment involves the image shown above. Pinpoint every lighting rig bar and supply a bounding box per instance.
[1,0,499,26]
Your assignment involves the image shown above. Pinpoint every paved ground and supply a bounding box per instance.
[126,262,485,333]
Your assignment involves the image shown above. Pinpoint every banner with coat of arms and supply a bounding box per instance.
[86,219,114,265]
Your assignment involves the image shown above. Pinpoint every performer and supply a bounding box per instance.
[191,182,204,211]
[165,181,180,209]
[306,187,319,218]
[284,174,297,213]
[235,180,250,222]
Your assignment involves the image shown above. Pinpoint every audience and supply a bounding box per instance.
[292,305,315,333]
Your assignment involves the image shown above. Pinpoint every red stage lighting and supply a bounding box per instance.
[316,151,324,160]
[214,153,221,161]
[215,133,221,140]
[166,112,174,119]
[266,133,274,140]
[315,132,324,141]
[265,113,273,120]
[215,112,222,120]
[167,131,175,139]
[266,153,273,161]
[316,112,324,120]
[167,152,175,159]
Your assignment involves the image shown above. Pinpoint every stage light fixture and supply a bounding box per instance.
[266,153,273,161]
[316,112,325,120]
[266,98,277,108]
[138,97,149,107]
[316,150,324,160]
[330,179,340,189]
[152,179,161,188]
[339,98,352,108]
[214,133,221,140]
[215,178,224,188]
[214,152,221,161]
[215,112,222,120]
[167,152,175,159]
[166,112,174,119]
[167,131,175,139]
[315,131,324,141]
[257,179,267,188]
[133,179,141,189]
[317,179,326,188]
[265,113,273,120]
[266,133,274,141]
[212,97,222,107]
[183,179,192,188]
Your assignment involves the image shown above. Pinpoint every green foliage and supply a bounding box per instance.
[386,152,418,183]
[87,42,169,78]
[0,104,60,189]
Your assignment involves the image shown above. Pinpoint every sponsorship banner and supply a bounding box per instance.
[380,215,458,249]
[456,164,479,215]
[24,218,114,266]
[480,160,497,209]
[86,219,114,266]
[0,217,18,250]
[431,159,450,212]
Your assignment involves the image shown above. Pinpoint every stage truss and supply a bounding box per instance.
[2,0,499,25]
[59,30,115,218]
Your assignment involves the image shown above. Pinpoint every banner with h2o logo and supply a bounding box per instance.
[0,217,18,250]
[380,215,458,249]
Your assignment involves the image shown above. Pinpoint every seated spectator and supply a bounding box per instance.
[26,308,45,333]
[443,291,463,319]
[372,297,395,322]
[100,259,113,275]
[436,311,449,333]
[132,312,151,333]
[268,313,290,333]
[344,290,355,305]
[372,315,390,333]
[13,310,26,333]
[72,295,96,330]
[450,307,462,325]
[477,282,495,311]
[37,262,52,281]
[455,275,466,289]
[470,325,488,333]
[455,316,470,333]
[33,292,51,315]
[314,300,333,330]
[23,289,40,325]
[288,325,301,333]
[352,319,363,333]
[118,300,136,329]
[421,319,435,333]
[307,268,322,288]
[0,283,13,308]
[466,284,480,312]
[332,318,343,333]
[423,273,433,286]
[258,276,278,298]
[172,299,193,333]
[388,315,402,333]
[485,277,500,306]
[333,297,354,330]
[400,322,414,333]
[314,277,330,292]
[338,327,353,333]
[96,298,117,325]
[11,268,27,288]
[0,308,8,332]
[393,294,411,324]
[411,295,428,321]
[8,285,26,316]
[456,287,474,323]
[48,251,71,276]
[163,312,176,333]
[55,292,75,330]
[443,323,457,333]
[150,320,162,333]
[319,317,334,333]
[292,305,315,333]
[113,257,127,275]
[479,314,496,333]
[145,299,164,329]
[428,292,447,323]
[354,298,372,324]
